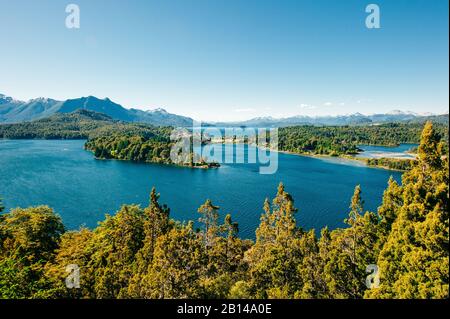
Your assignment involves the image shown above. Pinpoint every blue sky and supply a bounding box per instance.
[0,0,448,121]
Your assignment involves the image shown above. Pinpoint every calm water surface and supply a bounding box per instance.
[0,140,402,238]
[356,143,418,159]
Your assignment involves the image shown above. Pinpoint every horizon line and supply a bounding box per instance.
[1,92,448,123]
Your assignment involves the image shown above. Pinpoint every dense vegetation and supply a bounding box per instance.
[278,122,448,156]
[0,122,448,299]
[85,133,219,168]
[366,158,414,171]
[0,109,171,140]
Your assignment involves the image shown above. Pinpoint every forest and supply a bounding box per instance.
[85,133,220,168]
[365,158,414,171]
[277,122,449,156]
[0,122,448,299]
[0,109,174,140]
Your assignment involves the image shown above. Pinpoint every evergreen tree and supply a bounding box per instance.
[323,186,380,298]
[86,205,146,298]
[198,199,220,247]
[378,176,403,232]
[246,183,311,298]
[0,206,65,298]
[201,213,248,298]
[43,228,94,298]
[367,122,449,298]
[140,222,207,298]
[126,187,172,297]
[376,176,403,251]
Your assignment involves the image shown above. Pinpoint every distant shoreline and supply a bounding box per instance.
[242,142,415,172]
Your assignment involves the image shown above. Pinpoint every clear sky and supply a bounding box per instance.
[0,0,448,121]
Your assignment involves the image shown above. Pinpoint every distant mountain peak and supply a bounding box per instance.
[0,94,24,105]
[0,94,12,103]
[29,97,58,103]
[386,109,418,116]
[148,107,168,113]
[0,93,194,126]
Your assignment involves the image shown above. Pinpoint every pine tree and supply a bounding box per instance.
[0,206,65,298]
[140,222,207,298]
[198,199,220,247]
[378,176,403,232]
[376,176,403,252]
[43,228,94,298]
[126,187,171,297]
[84,205,146,298]
[367,121,449,298]
[246,183,310,298]
[201,214,248,298]
[323,186,380,298]
[137,187,171,269]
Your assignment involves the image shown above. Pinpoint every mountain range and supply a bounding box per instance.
[1,93,448,127]
[0,94,194,127]
[206,111,449,127]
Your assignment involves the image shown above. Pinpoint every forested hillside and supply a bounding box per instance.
[278,122,449,156]
[0,122,448,299]
[0,109,172,140]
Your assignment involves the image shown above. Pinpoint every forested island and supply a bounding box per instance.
[277,122,448,156]
[0,122,448,299]
[85,133,220,168]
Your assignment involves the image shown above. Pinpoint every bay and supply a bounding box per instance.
[0,139,402,238]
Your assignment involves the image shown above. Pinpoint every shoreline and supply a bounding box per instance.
[277,149,413,172]
[256,144,414,172]
[210,141,414,172]
[85,149,220,170]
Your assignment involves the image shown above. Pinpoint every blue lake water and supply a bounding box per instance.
[356,143,418,159]
[0,139,402,239]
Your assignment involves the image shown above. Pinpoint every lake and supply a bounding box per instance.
[0,139,402,239]
[356,143,418,159]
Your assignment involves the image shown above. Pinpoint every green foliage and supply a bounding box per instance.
[0,206,65,298]
[322,188,380,298]
[0,109,171,140]
[278,122,448,156]
[85,133,173,164]
[366,158,413,171]
[85,132,219,168]
[366,122,449,298]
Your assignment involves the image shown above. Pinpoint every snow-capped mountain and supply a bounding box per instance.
[206,111,448,127]
[0,93,194,127]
